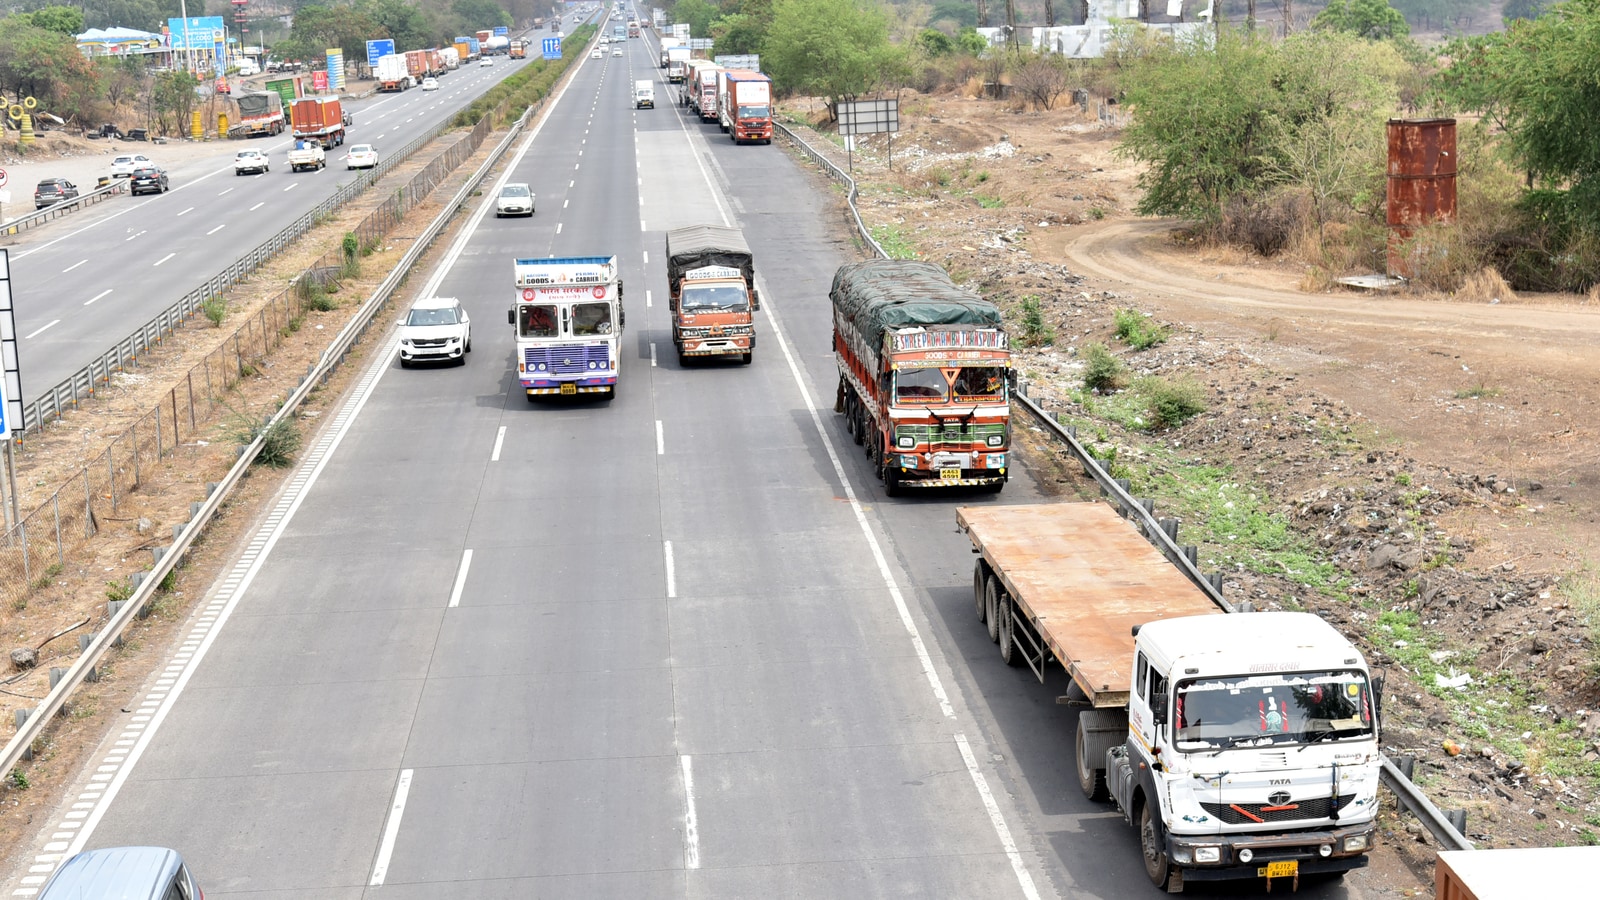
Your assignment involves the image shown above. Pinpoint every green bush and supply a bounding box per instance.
[219,406,302,468]
[1017,295,1054,347]
[1081,341,1124,391]
[1138,375,1207,429]
[1114,307,1170,350]
[202,295,227,327]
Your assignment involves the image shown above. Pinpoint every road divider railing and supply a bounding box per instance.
[0,179,129,236]
[0,45,574,800]
[773,118,1477,854]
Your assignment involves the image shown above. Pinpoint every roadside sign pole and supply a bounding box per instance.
[0,247,21,530]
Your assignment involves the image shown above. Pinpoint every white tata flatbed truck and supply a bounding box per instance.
[960,502,1382,893]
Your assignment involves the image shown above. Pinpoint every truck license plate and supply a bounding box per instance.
[560,383,577,395]
[1260,861,1297,879]
[940,467,961,482]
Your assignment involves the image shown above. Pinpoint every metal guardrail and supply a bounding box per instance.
[773,119,1477,854]
[0,82,544,796]
[14,113,459,438]
[0,180,129,236]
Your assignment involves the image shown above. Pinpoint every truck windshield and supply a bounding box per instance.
[518,304,558,338]
[572,302,614,335]
[737,105,770,119]
[895,368,949,403]
[681,285,747,312]
[1174,671,1374,751]
[952,366,1005,400]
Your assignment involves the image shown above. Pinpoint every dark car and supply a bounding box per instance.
[34,178,80,209]
[129,165,169,196]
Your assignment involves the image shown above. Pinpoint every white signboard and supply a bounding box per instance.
[836,98,899,136]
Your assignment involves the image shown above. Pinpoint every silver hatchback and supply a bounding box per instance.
[39,846,203,900]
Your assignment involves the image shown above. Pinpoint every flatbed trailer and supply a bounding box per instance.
[959,502,1222,693]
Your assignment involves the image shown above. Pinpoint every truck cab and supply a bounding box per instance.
[1090,613,1382,891]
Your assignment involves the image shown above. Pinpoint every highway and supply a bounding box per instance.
[5,12,1363,899]
[4,11,595,408]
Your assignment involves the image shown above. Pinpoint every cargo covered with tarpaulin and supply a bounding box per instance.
[830,260,1000,367]
[665,225,755,300]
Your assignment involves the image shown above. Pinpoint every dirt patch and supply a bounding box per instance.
[0,118,516,870]
[778,86,1600,890]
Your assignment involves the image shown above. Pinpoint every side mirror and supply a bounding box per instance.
[750,287,761,311]
[1151,692,1169,727]
[506,309,514,325]
[616,279,624,298]
[395,318,404,327]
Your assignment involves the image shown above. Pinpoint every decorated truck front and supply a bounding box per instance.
[666,225,759,365]
[508,256,624,400]
[832,260,1010,495]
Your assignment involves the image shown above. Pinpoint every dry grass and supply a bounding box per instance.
[1455,267,1518,304]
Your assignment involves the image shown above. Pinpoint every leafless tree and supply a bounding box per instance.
[977,0,989,27]
[1012,56,1070,110]
[1005,0,1019,50]
[1045,0,1056,26]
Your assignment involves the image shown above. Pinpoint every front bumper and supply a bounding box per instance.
[1168,822,1375,883]
[400,342,463,362]
[497,203,532,215]
[522,375,616,395]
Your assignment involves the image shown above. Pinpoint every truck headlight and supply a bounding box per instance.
[1172,848,1192,865]
[987,434,1004,447]
[1342,834,1370,853]
[1194,846,1221,864]
[897,436,915,449]
[900,455,917,468]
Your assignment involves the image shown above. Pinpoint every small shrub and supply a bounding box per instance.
[1138,376,1207,429]
[8,769,29,790]
[202,295,227,327]
[1081,341,1124,391]
[870,225,918,259]
[1089,206,1106,220]
[340,231,362,278]
[1456,267,1516,304]
[1454,382,1499,399]
[106,578,134,603]
[1017,295,1054,347]
[219,406,302,468]
[1113,308,1170,350]
[301,279,337,312]
[976,193,1005,209]
[1219,192,1304,257]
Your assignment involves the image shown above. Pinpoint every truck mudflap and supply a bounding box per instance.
[1166,823,1374,886]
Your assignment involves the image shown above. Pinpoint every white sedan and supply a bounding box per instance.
[479,56,494,67]
[590,48,603,59]
[421,76,439,91]
[346,144,378,170]
[110,154,152,178]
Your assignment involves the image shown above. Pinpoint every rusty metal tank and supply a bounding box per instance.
[1386,118,1458,277]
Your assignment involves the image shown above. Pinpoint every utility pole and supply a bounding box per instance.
[1248,0,1257,31]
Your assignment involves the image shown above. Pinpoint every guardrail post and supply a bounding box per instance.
[1206,572,1224,594]
[1182,546,1198,567]
[1159,517,1179,541]
[1445,809,1467,835]
[77,634,100,680]
[14,710,32,760]
[1395,755,1416,781]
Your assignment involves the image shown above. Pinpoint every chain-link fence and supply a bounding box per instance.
[0,114,502,608]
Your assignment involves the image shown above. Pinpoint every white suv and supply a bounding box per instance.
[397,297,471,366]
[234,149,270,175]
[110,154,152,177]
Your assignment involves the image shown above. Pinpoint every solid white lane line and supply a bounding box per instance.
[368,769,414,885]
[491,425,506,461]
[84,290,112,306]
[448,549,473,608]
[153,253,175,267]
[249,202,265,211]
[681,755,700,869]
[176,207,194,216]
[645,290,652,308]
[957,734,1043,899]
[206,224,225,235]
[663,541,676,598]
[655,420,664,455]
[62,259,87,273]
[650,343,657,367]
[24,319,60,340]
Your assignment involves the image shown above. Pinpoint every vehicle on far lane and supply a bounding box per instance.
[110,154,152,177]
[612,47,622,57]
[129,164,170,195]
[346,143,378,170]
[479,56,494,67]
[234,148,270,175]
[421,76,439,91]
[33,178,80,209]
[590,48,602,59]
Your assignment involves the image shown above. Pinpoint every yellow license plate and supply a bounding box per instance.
[560,383,577,395]
[940,468,961,481]
[1259,861,1297,879]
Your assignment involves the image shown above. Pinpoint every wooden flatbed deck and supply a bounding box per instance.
[959,502,1223,707]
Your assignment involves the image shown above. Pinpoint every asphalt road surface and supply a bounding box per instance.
[6,18,1366,900]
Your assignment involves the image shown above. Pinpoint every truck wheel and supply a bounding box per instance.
[883,467,900,497]
[974,562,988,625]
[1139,802,1174,890]
[984,578,1001,644]
[1075,717,1110,802]
[740,352,752,365]
[997,595,1020,667]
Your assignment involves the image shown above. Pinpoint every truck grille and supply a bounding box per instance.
[524,344,609,375]
[895,422,1006,448]
[1201,794,1355,825]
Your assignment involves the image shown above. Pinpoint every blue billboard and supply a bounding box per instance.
[542,37,562,60]
[366,38,394,69]
[167,16,226,73]
[493,26,509,36]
